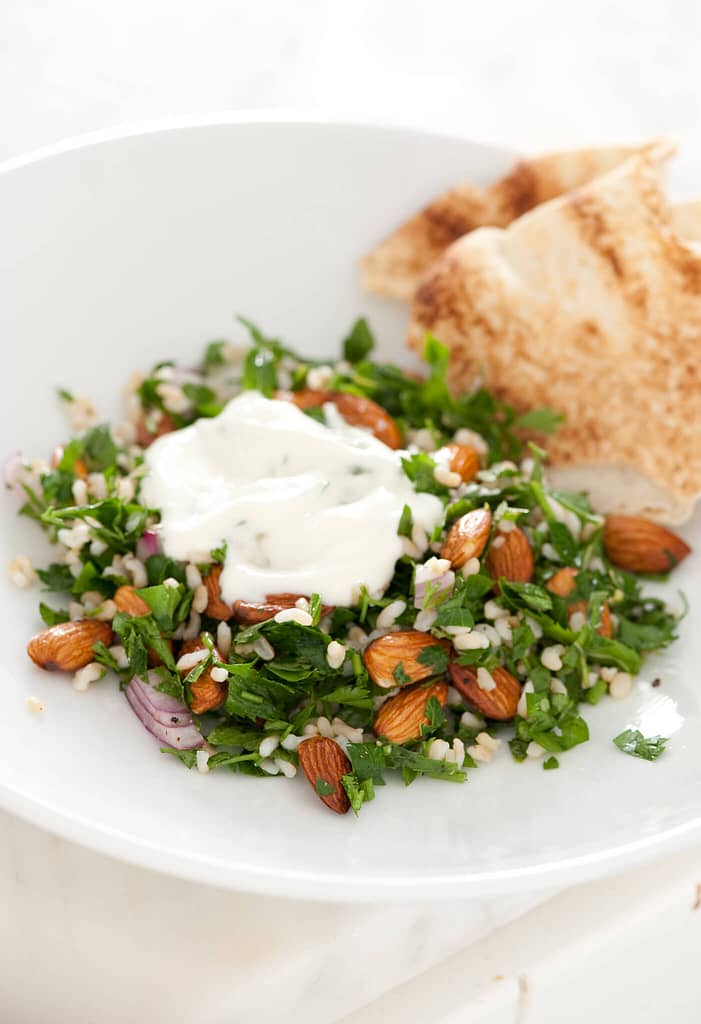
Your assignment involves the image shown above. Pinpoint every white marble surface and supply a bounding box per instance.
[0,808,548,1023]
[2,2,701,1020]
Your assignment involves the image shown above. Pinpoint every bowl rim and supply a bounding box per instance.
[0,109,517,178]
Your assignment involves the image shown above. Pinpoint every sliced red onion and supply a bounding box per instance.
[3,453,24,497]
[414,570,455,609]
[129,672,194,726]
[126,674,203,750]
[136,529,161,561]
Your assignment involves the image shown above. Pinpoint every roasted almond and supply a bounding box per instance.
[603,515,691,573]
[373,680,448,743]
[113,584,151,617]
[233,593,334,625]
[203,565,233,620]
[435,443,480,483]
[486,526,534,588]
[363,630,450,689]
[448,663,521,721]
[27,620,113,672]
[135,411,176,448]
[439,507,492,569]
[276,389,402,449]
[545,566,578,598]
[178,637,227,714]
[297,735,351,814]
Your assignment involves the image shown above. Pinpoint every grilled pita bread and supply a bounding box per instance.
[407,149,701,523]
[670,199,701,246]
[362,141,673,301]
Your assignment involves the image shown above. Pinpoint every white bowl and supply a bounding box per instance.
[1,116,699,901]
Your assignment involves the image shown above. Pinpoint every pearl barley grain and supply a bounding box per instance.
[541,645,564,672]
[274,608,313,626]
[326,640,347,670]
[7,556,37,589]
[609,672,634,700]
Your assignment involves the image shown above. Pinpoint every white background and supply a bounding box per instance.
[2,3,701,1021]
[3,0,701,176]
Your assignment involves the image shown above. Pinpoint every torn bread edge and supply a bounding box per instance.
[406,147,701,525]
[362,139,676,302]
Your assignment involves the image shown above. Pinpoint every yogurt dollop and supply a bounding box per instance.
[141,391,444,606]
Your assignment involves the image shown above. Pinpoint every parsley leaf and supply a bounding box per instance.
[345,742,388,785]
[416,644,450,674]
[613,729,667,761]
[342,774,376,815]
[242,347,277,396]
[202,340,227,373]
[82,424,118,471]
[512,408,564,434]
[401,453,448,497]
[136,582,192,631]
[397,504,414,538]
[182,382,222,417]
[315,778,335,796]
[420,695,447,736]
[393,662,412,685]
[36,563,75,593]
[342,318,375,363]
[39,602,69,626]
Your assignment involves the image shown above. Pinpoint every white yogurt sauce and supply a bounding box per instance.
[141,391,444,606]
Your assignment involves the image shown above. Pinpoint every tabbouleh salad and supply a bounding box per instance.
[8,319,690,815]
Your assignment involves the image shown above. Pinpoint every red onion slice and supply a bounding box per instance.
[3,453,24,497]
[129,673,194,727]
[413,570,455,609]
[126,675,203,750]
[136,529,161,562]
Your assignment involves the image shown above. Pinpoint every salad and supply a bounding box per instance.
[9,319,690,815]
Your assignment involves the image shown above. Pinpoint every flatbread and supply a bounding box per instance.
[362,141,674,301]
[407,148,701,523]
[670,199,701,246]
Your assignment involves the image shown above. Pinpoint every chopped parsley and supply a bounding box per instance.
[315,778,335,796]
[15,315,686,815]
[613,729,668,761]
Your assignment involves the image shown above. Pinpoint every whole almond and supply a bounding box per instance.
[436,443,480,483]
[27,620,113,672]
[233,593,334,625]
[114,584,151,617]
[545,567,578,598]
[178,637,227,714]
[603,515,691,573]
[440,507,492,569]
[485,526,533,588]
[276,389,402,449]
[364,630,450,689]
[373,680,448,743]
[297,735,351,814]
[448,663,521,720]
[203,565,233,620]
